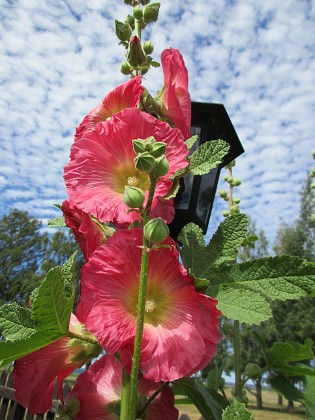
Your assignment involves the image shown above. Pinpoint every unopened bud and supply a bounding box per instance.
[133,6,143,19]
[120,61,132,75]
[144,217,169,243]
[123,186,145,208]
[153,155,169,177]
[245,363,261,379]
[232,178,241,186]
[219,190,227,198]
[311,183,315,189]
[310,168,315,177]
[127,36,146,67]
[149,141,166,158]
[132,139,147,154]
[115,20,132,42]
[125,14,135,30]
[134,151,156,172]
[226,176,233,184]
[143,40,154,55]
[143,3,160,23]
[140,0,150,4]
[233,198,241,204]
[222,210,230,217]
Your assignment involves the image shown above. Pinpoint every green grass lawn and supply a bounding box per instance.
[176,386,306,419]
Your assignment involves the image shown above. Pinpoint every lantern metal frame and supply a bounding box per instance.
[169,101,244,240]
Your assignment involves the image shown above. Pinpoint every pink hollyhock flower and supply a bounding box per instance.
[13,314,102,414]
[76,229,221,382]
[62,199,115,261]
[64,107,188,225]
[160,48,191,140]
[63,354,178,419]
[74,76,144,141]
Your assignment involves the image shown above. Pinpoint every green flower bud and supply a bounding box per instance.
[311,183,315,189]
[232,178,241,186]
[127,35,146,67]
[115,20,132,42]
[226,176,233,184]
[132,139,147,154]
[123,186,145,208]
[133,6,143,19]
[310,168,315,177]
[134,151,156,172]
[312,150,315,159]
[125,14,135,30]
[311,214,315,223]
[144,217,169,243]
[140,0,150,4]
[219,189,228,198]
[143,40,154,55]
[244,363,261,379]
[120,61,132,75]
[143,3,160,23]
[153,155,169,177]
[149,141,166,158]
[222,210,230,217]
[233,197,241,204]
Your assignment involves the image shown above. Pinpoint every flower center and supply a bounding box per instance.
[127,176,140,187]
[144,299,156,313]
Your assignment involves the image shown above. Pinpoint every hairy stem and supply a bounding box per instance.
[120,368,130,420]
[234,319,242,399]
[127,175,157,420]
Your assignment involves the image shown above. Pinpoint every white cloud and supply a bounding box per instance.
[0,0,314,249]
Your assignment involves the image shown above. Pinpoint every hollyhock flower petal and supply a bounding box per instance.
[64,108,188,224]
[64,354,178,420]
[76,229,220,381]
[13,314,101,414]
[74,76,144,141]
[62,199,114,261]
[160,48,191,139]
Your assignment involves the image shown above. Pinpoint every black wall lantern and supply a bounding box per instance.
[169,102,244,241]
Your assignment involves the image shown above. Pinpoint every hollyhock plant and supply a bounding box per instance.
[64,107,189,225]
[62,199,115,261]
[159,48,191,140]
[62,354,178,419]
[13,314,102,414]
[76,228,221,382]
[74,76,144,141]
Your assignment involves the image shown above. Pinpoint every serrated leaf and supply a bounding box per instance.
[185,135,198,150]
[173,378,228,420]
[213,256,315,298]
[48,217,66,227]
[163,179,180,200]
[63,251,77,301]
[0,304,35,341]
[222,400,254,420]
[188,140,230,175]
[179,214,248,280]
[216,286,272,324]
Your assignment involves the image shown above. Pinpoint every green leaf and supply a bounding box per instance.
[48,217,66,227]
[265,340,315,376]
[216,286,272,325]
[188,140,230,175]
[302,375,315,418]
[185,134,198,150]
[173,377,228,420]
[222,400,254,419]
[269,375,304,402]
[0,304,35,341]
[179,214,248,280]
[213,256,315,323]
[0,255,76,367]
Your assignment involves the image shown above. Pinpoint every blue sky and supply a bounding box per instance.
[1,0,314,248]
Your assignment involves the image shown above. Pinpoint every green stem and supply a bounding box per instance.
[120,368,130,420]
[67,331,100,346]
[128,175,157,420]
[234,320,242,399]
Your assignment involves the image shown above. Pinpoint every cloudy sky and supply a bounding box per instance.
[1,0,314,249]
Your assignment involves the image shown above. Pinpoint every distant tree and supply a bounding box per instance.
[0,209,48,305]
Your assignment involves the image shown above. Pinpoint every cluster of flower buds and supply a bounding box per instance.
[115,1,160,76]
[133,136,169,177]
[219,160,242,217]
